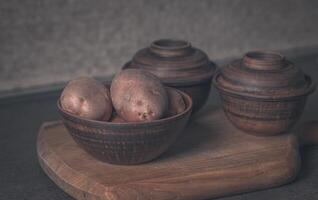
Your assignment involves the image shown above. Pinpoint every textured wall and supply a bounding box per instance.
[1,0,318,91]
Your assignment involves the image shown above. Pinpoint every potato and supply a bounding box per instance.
[110,114,126,123]
[110,69,168,122]
[166,87,186,116]
[60,77,112,121]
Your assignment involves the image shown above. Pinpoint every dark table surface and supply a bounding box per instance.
[1,54,318,200]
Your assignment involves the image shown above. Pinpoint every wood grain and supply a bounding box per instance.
[37,107,318,200]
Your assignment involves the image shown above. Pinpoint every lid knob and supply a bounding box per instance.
[243,51,286,70]
[150,39,192,57]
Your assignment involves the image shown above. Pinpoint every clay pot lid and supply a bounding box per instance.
[214,50,315,99]
[126,39,216,86]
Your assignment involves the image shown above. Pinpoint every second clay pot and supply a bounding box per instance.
[214,50,315,136]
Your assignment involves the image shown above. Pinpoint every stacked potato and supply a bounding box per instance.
[60,69,186,123]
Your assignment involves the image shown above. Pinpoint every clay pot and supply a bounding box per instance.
[57,87,193,165]
[213,50,315,136]
[123,39,216,113]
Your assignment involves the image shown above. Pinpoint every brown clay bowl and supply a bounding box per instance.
[214,72,315,136]
[57,88,193,165]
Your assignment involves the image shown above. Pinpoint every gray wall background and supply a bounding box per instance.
[1,0,318,92]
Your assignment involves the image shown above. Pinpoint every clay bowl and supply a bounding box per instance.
[214,80,314,136]
[57,88,193,165]
[123,39,216,113]
[214,51,315,136]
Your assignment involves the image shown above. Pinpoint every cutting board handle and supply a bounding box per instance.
[298,120,318,147]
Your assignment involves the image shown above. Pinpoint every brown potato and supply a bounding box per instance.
[110,69,168,122]
[110,114,126,123]
[60,77,112,121]
[166,87,186,116]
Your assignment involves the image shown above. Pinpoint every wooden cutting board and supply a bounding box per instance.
[37,107,318,200]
